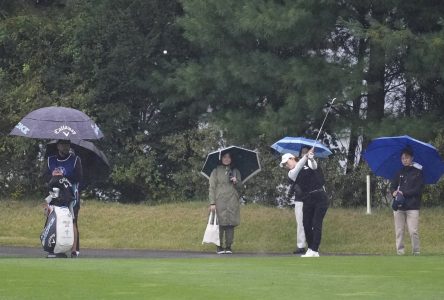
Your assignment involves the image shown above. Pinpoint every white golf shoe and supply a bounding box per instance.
[301,248,320,257]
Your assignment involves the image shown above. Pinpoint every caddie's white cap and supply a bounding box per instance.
[280,153,295,167]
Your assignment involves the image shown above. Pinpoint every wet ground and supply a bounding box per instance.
[0,246,295,258]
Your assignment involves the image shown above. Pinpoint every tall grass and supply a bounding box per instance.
[1,200,443,254]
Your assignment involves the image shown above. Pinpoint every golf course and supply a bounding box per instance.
[1,200,444,299]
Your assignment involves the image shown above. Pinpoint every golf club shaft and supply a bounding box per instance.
[313,98,336,149]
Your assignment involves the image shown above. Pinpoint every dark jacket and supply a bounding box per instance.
[288,179,303,202]
[390,165,424,210]
[295,163,325,195]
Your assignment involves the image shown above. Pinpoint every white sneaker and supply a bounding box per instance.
[301,248,320,257]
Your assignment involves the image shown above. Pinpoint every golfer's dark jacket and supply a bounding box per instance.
[390,165,424,210]
[295,162,326,201]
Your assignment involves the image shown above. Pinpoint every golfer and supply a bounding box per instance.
[280,147,328,257]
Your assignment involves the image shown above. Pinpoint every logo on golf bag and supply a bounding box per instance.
[47,233,56,248]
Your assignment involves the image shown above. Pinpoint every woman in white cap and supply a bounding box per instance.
[280,148,328,257]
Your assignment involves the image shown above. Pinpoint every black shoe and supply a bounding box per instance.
[216,246,225,254]
[293,248,306,254]
[71,251,78,258]
[225,247,232,254]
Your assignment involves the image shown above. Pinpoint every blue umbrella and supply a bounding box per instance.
[9,106,103,140]
[271,137,333,158]
[363,135,444,184]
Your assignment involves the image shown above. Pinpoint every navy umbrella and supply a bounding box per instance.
[271,137,332,158]
[45,140,110,184]
[9,106,103,140]
[201,146,261,184]
[363,135,444,184]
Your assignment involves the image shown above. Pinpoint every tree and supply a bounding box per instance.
[0,0,198,201]
[177,0,444,206]
[61,0,198,201]
[0,2,71,197]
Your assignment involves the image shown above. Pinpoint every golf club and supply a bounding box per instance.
[313,97,336,151]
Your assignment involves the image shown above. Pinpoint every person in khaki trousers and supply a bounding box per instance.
[390,147,424,255]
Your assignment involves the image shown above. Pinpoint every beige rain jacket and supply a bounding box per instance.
[209,165,242,226]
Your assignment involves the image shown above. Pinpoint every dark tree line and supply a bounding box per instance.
[1,0,444,206]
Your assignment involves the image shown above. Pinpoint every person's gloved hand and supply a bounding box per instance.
[308,152,315,159]
[52,168,64,176]
[391,199,398,211]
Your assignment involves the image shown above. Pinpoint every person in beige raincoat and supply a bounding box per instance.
[209,152,242,254]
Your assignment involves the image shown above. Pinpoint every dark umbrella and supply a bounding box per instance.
[9,106,103,140]
[45,140,110,184]
[271,136,333,158]
[201,146,261,184]
[363,135,444,184]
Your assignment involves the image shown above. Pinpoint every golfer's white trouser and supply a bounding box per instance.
[295,201,306,248]
[394,210,420,254]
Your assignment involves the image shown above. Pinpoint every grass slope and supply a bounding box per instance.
[1,200,444,254]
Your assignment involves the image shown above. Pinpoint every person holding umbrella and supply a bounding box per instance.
[363,135,444,255]
[390,147,424,256]
[209,151,242,254]
[286,167,306,255]
[42,139,83,258]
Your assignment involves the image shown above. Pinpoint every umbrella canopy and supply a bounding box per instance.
[201,146,261,184]
[9,106,103,140]
[363,135,444,184]
[46,140,110,184]
[271,137,333,158]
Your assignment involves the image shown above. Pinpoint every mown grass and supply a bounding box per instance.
[1,199,444,254]
[1,256,444,300]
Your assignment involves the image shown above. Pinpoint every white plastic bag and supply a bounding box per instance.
[202,211,220,246]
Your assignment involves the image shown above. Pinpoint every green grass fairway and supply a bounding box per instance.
[1,256,443,300]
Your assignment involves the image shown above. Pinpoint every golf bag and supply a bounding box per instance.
[40,206,74,253]
[40,175,75,254]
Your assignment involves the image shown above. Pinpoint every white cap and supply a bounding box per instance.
[280,153,295,167]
